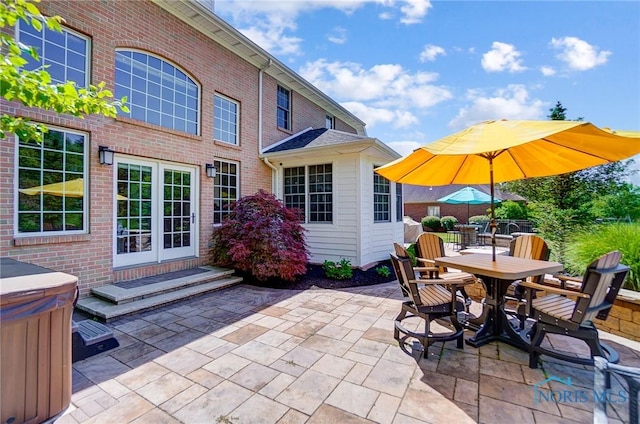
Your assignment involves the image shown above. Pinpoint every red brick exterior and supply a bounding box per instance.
[0,0,358,296]
[404,202,491,224]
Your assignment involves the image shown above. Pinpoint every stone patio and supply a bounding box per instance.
[58,281,639,424]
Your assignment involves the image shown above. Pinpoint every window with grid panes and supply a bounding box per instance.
[16,127,87,234]
[277,86,291,130]
[374,171,391,222]
[115,50,199,134]
[18,20,89,86]
[213,160,238,224]
[214,94,239,144]
[284,166,305,219]
[308,164,332,223]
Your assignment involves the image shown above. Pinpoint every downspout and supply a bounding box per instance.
[258,59,279,196]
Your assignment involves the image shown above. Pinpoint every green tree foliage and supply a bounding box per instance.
[1,0,128,142]
[590,183,640,221]
[493,200,528,220]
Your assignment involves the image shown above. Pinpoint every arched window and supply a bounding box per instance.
[115,50,199,134]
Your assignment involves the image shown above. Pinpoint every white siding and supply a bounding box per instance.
[272,148,402,268]
[358,158,403,267]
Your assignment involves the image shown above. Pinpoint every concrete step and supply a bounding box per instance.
[76,275,243,321]
[91,266,236,304]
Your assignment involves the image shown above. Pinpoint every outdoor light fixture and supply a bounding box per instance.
[98,146,115,165]
[205,163,216,178]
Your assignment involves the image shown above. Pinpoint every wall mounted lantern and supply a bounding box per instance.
[98,146,115,165]
[205,163,217,178]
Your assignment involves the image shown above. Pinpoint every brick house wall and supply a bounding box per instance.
[0,0,359,296]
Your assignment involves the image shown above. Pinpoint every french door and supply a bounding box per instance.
[113,157,198,267]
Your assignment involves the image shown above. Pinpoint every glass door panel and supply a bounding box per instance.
[161,166,195,260]
[114,160,156,267]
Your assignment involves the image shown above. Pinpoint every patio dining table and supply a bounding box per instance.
[434,253,564,349]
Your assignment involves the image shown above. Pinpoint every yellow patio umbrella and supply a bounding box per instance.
[376,120,640,260]
[20,178,127,200]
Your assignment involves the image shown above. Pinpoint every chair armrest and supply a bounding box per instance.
[555,274,582,283]
[519,281,591,298]
[409,278,474,287]
[416,258,436,266]
[413,266,440,278]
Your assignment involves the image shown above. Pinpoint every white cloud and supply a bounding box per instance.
[240,18,303,55]
[214,1,433,55]
[299,59,452,113]
[399,0,432,24]
[327,27,347,44]
[550,36,611,71]
[448,84,545,129]
[341,102,418,128]
[481,42,527,73]
[420,44,446,62]
[386,140,423,156]
[299,59,451,129]
[540,66,556,76]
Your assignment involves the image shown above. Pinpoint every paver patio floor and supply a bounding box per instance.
[58,281,640,424]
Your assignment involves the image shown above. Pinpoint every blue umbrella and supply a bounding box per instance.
[437,186,497,224]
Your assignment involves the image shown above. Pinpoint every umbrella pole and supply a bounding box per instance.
[489,157,497,262]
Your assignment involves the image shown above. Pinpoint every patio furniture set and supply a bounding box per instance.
[391,233,630,369]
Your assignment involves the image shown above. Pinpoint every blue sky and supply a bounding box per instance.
[214,0,640,158]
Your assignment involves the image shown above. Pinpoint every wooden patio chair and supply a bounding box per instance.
[504,234,551,329]
[520,251,629,368]
[390,245,472,358]
[414,233,477,308]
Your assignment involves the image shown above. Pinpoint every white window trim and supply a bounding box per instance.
[115,48,201,135]
[213,93,240,145]
[277,85,291,131]
[14,126,89,237]
[212,159,240,226]
[16,20,91,87]
[373,168,391,223]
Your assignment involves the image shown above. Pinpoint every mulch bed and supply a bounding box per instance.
[243,260,396,290]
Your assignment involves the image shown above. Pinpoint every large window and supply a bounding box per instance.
[284,164,333,223]
[374,171,391,222]
[214,94,239,144]
[396,183,403,221]
[18,21,89,86]
[277,86,291,130]
[213,160,239,225]
[115,50,199,134]
[16,127,87,234]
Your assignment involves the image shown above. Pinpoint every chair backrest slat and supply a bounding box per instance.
[572,251,629,323]
[415,233,447,272]
[509,235,550,283]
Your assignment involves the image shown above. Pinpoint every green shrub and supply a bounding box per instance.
[469,215,490,226]
[421,215,441,231]
[323,258,353,280]
[376,265,391,278]
[565,223,639,291]
[440,215,459,231]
